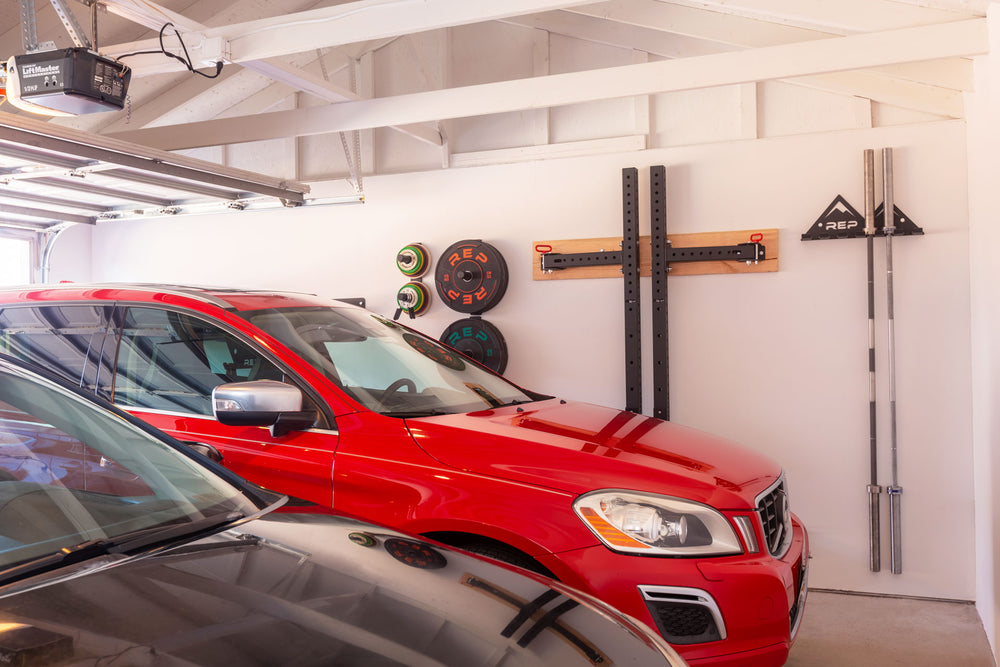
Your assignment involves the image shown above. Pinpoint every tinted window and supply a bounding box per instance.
[0,305,110,392]
[113,307,285,416]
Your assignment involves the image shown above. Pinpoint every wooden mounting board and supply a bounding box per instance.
[531,228,779,281]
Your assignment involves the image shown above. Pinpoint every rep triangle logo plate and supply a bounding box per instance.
[801,195,865,240]
[802,196,923,241]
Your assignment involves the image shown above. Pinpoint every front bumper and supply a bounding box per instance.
[540,513,808,667]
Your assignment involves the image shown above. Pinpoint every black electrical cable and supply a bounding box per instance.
[117,22,223,79]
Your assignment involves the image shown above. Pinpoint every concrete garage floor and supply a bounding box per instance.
[785,590,996,666]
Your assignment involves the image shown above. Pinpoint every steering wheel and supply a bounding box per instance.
[379,378,416,406]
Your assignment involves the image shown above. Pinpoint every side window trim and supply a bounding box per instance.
[104,303,126,402]
[88,304,118,398]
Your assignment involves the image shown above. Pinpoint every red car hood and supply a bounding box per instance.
[405,399,781,510]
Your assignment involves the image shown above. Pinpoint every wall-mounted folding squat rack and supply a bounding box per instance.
[533,166,778,419]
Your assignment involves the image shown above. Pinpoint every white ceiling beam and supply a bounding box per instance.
[794,70,965,117]
[91,68,247,134]
[214,49,384,119]
[449,135,646,168]
[571,1,837,47]
[241,60,355,102]
[885,0,990,13]
[218,84,294,118]
[507,10,968,117]
[512,7,973,90]
[159,52,439,149]
[874,58,974,90]
[657,0,974,33]
[107,18,988,151]
[100,0,598,75]
[555,3,973,113]
[240,60,443,145]
[97,1,441,145]
[500,11,741,59]
[99,0,209,33]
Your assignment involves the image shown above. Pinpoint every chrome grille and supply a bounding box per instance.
[756,476,792,558]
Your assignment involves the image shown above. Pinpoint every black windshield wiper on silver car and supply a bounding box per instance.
[0,511,244,587]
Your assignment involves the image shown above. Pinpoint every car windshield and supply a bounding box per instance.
[241,307,536,416]
[0,364,260,572]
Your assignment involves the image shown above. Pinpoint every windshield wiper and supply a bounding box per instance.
[110,511,246,553]
[0,511,244,587]
[391,409,451,418]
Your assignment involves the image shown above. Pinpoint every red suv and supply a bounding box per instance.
[0,284,807,666]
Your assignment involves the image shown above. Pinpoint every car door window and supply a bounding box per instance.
[112,307,286,416]
[0,305,111,394]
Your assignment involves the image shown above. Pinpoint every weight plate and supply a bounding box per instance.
[435,239,508,314]
[396,243,431,277]
[396,281,431,316]
[440,317,508,374]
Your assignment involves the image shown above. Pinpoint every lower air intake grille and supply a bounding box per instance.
[639,586,725,645]
[656,603,714,636]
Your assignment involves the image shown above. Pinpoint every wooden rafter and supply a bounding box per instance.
[105,18,988,150]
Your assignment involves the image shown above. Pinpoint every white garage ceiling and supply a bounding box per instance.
[0,0,991,230]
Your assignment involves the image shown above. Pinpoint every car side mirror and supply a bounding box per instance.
[212,380,315,437]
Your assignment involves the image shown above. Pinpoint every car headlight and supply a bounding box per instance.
[573,490,743,556]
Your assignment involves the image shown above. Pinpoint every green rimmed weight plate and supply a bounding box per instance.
[396,243,431,277]
[396,281,431,316]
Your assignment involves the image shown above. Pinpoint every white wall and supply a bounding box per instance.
[65,119,976,603]
[44,224,92,284]
[967,7,1000,656]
